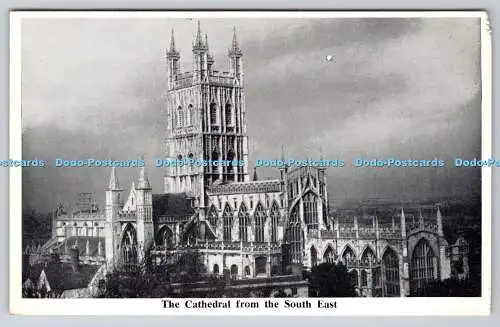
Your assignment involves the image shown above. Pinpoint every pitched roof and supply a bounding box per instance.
[60,236,105,257]
[42,262,100,292]
[153,193,195,218]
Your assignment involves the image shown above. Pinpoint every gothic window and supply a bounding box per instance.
[361,269,368,287]
[350,269,359,289]
[286,206,302,263]
[230,264,238,278]
[176,106,183,128]
[383,248,400,297]
[188,104,194,126]
[211,148,219,174]
[255,256,267,275]
[121,223,137,267]
[225,103,232,126]
[238,203,249,242]
[213,264,219,275]
[342,245,356,268]
[410,238,437,293]
[254,203,266,242]
[207,205,218,229]
[361,247,376,268]
[244,266,251,276]
[210,103,217,125]
[156,226,174,248]
[226,149,235,176]
[269,202,280,242]
[323,246,335,264]
[222,204,233,241]
[310,246,318,267]
[303,192,318,231]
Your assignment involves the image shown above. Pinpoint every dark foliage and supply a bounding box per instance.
[412,277,480,297]
[306,262,358,297]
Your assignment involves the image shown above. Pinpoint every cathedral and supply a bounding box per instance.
[32,22,470,298]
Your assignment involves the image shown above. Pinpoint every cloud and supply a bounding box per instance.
[20,17,482,212]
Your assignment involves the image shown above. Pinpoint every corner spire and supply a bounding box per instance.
[228,26,243,57]
[108,167,121,190]
[169,28,176,51]
[193,20,205,50]
[137,166,151,190]
[253,167,258,181]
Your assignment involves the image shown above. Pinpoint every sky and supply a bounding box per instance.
[20,16,482,213]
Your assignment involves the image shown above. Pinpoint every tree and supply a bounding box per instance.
[414,277,480,297]
[307,262,358,297]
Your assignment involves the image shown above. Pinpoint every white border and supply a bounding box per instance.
[9,10,492,316]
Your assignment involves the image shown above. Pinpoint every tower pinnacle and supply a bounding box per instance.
[228,26,243,57]
[137,166,151,190]
[193,20,205,50]
[169,28,176,52]
[108,167,121,190]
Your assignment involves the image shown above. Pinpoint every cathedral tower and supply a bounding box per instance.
[164,22,250,210]
[104,167,122,269]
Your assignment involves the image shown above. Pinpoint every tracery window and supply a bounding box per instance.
[207,205,218,229]
[410,238,437,293]
[188,104,194,126]
[222,204,233,241]
[269,202,280,242]
[286,206,302,263]
[225,103,232,126]
[361,247,376,268]
[238,203,249,242]
[361,269,368,287]
[383,248,400,297]
[310,246,318,267]
[323,246,335,263]
[254,203,266,242]
[176,106,183,128]
[303,192,318,231]
[342,246,356,268]
[210,103,217,125]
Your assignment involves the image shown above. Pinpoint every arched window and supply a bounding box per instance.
[230,264,238,278]
[225,103,232,126]
[310,246,318,267]
[244,266,251,277]
[121,223,137,267]
[156,226,174,248]
[211,148,219,174]
[176,106,183,128]
[207,205,218,229]
[238,203,249,242]
[222,205,233,241]
[383,248,400,297]
[187,104,194,126]
[350,269,359,289]
[210,103,217,125]
[361,247,376,268]
[361,269,368,287]
[286,206,302,263]
[255,256,267,275]
[269,202,280,242]
[410,238,437,293]
[213,264,219,275]
[254,203,266,242]
[226,149,235,177]
[303,192,318,231]
[342,245,356,268]
[323,246,335,264]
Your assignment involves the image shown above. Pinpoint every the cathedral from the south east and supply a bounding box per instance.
[34,23,470,298]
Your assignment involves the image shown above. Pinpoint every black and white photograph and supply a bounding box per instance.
[9,11,491,315]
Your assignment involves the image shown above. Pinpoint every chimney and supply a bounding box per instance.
[70,247,80,272]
